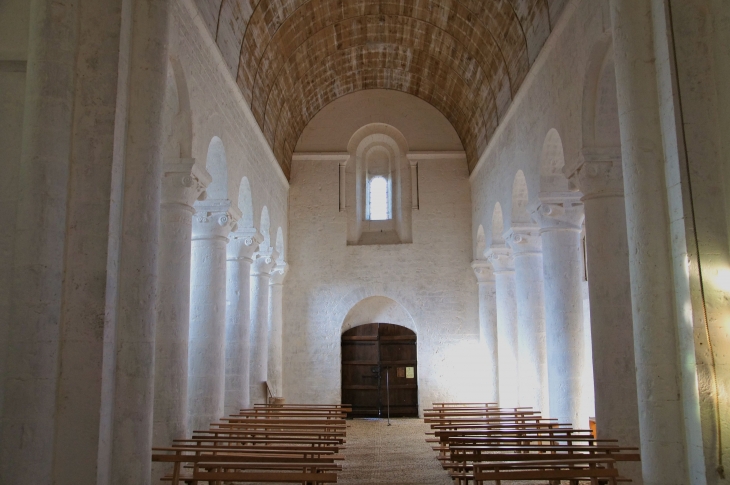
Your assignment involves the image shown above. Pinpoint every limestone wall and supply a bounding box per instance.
[171,1,289,247]
[283,155,482,413]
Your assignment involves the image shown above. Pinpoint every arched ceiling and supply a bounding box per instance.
[195,0,568,178]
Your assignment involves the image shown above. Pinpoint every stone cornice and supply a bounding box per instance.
[471,260,496,284]
[227,227,263,261]
[161,158,212,208]
[486,246,515,273]
[504,225,542,255]
[192,199,241,241]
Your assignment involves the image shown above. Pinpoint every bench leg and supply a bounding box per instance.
[171,462,180,485]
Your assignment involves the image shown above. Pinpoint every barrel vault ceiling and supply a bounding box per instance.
[194,0,568,177]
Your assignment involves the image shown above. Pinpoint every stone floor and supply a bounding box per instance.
[245,418,594,484]
[338,418,453,485]
[337,418,592,485]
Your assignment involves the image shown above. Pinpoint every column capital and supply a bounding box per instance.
[251,248,280,276]
[227,227,263,262]
[471,260,495,284]
[486,246,514,273]
[531,195,585,233]
[192,199,241,241]
[270,262,289,286]
[162,158,212,208]
[569,149,624,201]
[504,225,542,255]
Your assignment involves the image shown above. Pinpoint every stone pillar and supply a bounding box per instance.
[505,226,548,414]
[486,247,519,408]
[610,1,689,482]
[532,196,587,427]
[187,200,240,432]
[249,249,279,404]
[107,1,171,483]
[472,260,499,403]
[152,160,210,480]
[571,155,642,484]
[0,1,135,482]
[268,262,289,397]
[224,228,262,416]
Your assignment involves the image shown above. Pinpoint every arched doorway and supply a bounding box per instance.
[341,323,418,418]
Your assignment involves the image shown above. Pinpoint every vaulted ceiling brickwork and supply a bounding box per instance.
[195,0,567,177]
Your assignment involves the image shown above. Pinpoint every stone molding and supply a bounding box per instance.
[569,151,624,201]
[269,262,289,286]
[227,227,263,261]
[161,158,212,208]
[251,248,280,276]
[531,196,585,233]
[471,260,495,284]
[504,225,542,255]
[192,199,241,241]
[486,246,515,273]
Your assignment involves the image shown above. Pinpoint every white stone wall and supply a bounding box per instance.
[469,0,608,422]
[171,1,289,248]
[284,156,482,413]
[470,0,608,238]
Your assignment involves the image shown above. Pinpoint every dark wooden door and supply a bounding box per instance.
[341,323,418,418]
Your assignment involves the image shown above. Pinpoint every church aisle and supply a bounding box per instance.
[338,418,452,485]
[336,418,594,485]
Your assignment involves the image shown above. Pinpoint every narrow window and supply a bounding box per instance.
[368,175,390,220]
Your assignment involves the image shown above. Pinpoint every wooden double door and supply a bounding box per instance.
[341,323,418,418]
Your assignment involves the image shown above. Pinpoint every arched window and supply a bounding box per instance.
[368,175,390,220]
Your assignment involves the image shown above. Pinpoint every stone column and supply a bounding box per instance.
[531,196,587,427]
[486,247,519,408]
[505,226,548,414]
[152,160,210,480]
[571,155,642,484]
[610,1,689,482]
[268,262,289,397]
[187,200,240,432]
[107,2,171,483]
[249,248,279,404]
[472,260,499,403]
[224,228,262,416]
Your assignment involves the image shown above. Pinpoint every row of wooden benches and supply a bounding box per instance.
[152,403,352,484]
[424,402,640,485]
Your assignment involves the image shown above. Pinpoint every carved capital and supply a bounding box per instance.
[192,199,241,241]
[227,227,263,262]
[504,225,542,255]
[161,158,212,208]
[471,260,495,284]
[486,246,514,274]
[531,195,584,233]
[569,150,624,200]
[270,262,289,286]
[251,247,280,276]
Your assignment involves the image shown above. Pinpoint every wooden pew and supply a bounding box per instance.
[153,402,349,484]
[471,457,620,485]
[424,402,640,484]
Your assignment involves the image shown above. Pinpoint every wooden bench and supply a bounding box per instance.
[424,403,640,485]
[153,402,348,484]
[471,457,620,485]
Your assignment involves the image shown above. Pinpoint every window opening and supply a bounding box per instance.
[368,175,390,220]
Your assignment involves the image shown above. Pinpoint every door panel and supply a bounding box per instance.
[341,323,418,418]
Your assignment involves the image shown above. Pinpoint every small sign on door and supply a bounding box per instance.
[406,367,415,379]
